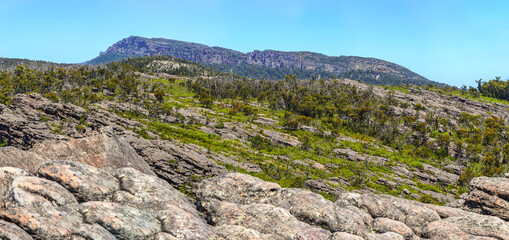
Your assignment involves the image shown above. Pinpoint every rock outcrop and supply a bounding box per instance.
[2,159,509,239]
[0,126,153,175]
[460,176,509,221]
[0,160,214,239]
[197,172,509,239]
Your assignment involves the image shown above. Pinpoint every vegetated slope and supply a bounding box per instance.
[87,36,444,86]
[0,55,507,204]
[0,57,75,71]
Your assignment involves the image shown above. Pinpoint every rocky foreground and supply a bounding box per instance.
[1,154,509,239]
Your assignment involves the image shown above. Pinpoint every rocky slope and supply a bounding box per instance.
[0,92,509,239]
[1,157,509,239]
[87,36,443,86]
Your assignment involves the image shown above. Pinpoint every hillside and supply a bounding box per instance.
[0,56,509,239]
[0,57,75,71]
[88,36,444,86]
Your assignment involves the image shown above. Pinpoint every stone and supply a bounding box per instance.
[113,167,196,214]
[1,205,82,239]
[373,218,415,239]
[0,220,33,240]
[37,160,119,202]
[154,232,180,240]
[74,224,116,240]
[213,225,266,240]
[197,172,281,205]
[366,232,405,240]
[198,173,369,235]
[0,147,49,173]
[304,179,345,197]
[157,205,216,240]
[0,167,30,189]
[32,127,154,175]
[128,137,227,187]
[335,192,440,236]
[205,201,331,240]
[331,232,364,240]
[463,176,509,220]
[443,215,509,240]
[8,176,78,207]
[78,201,161,240]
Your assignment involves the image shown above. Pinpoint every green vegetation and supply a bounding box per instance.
[0,55,504,205]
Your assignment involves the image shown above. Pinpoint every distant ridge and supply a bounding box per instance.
[87,36,445,86]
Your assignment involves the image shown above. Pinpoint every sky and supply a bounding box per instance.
[0,0,508,87]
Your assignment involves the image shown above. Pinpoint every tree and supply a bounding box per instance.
[0,71,13,105]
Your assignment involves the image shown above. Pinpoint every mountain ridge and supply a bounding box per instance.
[88,36,445,86]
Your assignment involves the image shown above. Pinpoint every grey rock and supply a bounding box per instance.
[0,147,49,173]
[366,232,405,240]
[8,176,78,207]
[32,127,154,175]
[463,176,509,220]
[197,172,281,205]
[198,173,368,235]
[0,167,30,189]
[157,205,216,240]
[154,232,180,240]
[113,167,196,214]
[331,232,364,240]
[78,201,161,240]
[373,218,415,239]
[37,160,119,202]
[213,225,266,240]
[443,215,509,240]
[205,201,331,240]
[74,224,117,240]
[335,192,440,236]
[424,215,507,240]
[128,137,227,187]
[0,220,33,240]
[304,179,345,197]
[1,205,82,239]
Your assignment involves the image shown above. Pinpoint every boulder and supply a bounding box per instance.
[0,220,33,240]
[32,127,154,175]
[205,201,331,240]
[335,192,440,236]
[213,225,266,240]
[113,167,196,214]
[37,160,119,202]
[372,218,415,239]
[463,176,509,220]
[157,205,217,240]
[78,201,161,239]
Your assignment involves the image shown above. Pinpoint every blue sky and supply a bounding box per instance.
[1,0,508,86]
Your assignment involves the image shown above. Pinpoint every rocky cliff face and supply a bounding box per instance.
[88,36,442,86]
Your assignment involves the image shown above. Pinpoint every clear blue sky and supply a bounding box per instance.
[1,0,508,86]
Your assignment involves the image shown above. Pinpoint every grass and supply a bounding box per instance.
[97,75,463,202]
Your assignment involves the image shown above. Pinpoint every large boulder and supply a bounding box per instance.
[463,176,509,220]
[32,127,154,175]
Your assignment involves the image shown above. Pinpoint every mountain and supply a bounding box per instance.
[88,36,444,86]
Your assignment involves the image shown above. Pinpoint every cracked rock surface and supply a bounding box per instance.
[1,161,509,239]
